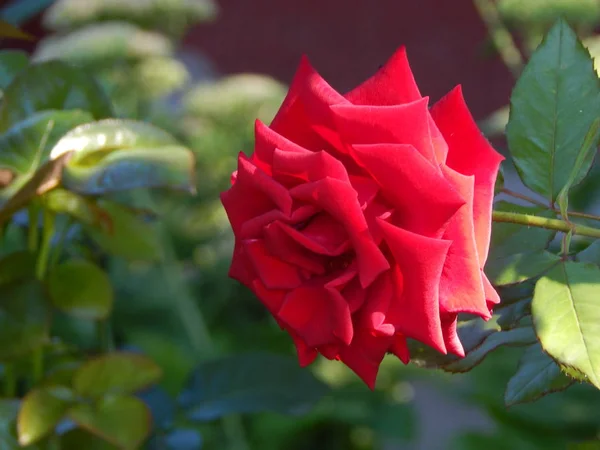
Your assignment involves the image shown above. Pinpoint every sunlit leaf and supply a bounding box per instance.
[506,20,600,202]
[0,110,93,216]
[49,119,195,194]
[34,22,172,66]
[69,395,151,450]
[44,0,218,37]
[17,387,74,446]
[533,261,600,388]
[73,353,162,399]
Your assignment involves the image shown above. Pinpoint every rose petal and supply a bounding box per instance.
[290,177,389,287]
[390,334,410,364]
[251,279,286,316]
[228,241,255,287]
[263,221,326,274]
[378,221,451,353]
[253,119,310,171]
[270,55,349,151]
[338,329,394,390]
[221,154,292,237]
[431,86,504,264]
[438,166,490,319]
[441,315,465,357]
[290,333,318,367]
[243,239,304,290]
[331,98,438,163]
[272,148,350,184]
[278,286,353,347]
[344,46,422,106]
[352,144,465,238]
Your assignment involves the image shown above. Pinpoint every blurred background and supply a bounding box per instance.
[3,0,600,449]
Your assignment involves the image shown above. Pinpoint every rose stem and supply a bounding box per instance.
[500,188,600,222]
[492,211,600,239]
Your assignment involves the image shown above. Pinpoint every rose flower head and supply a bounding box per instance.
[221,47,503,389]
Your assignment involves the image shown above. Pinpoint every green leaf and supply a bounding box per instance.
[44,0,218,37]
[180,352,329,420]
[0,50,28,91]
[73,353,162,399]
[577,239,600,264]
[68,395,151,450]
[532,261,600,388]
[504,343,573,406]
[557,118,600,219]
[0,153,74,224]
[0,399,23,450]
[496,298,531,329]
[0,61,112,131]
[486,202,559,285]
[42,189,109,228]
[443,325,537,373]
[0,251,36,286]
[17,387,74,446]
[47,259,113,320]
[487,251,561,286]
[49,119,195,195]
[0,280,49,360]
[61,429,118,450]
[84,201,162,261]
[409,316,502,368]
[34,22,173,66]
[506,19,600,202]
[0,110,93,202]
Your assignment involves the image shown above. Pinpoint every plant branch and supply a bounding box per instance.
[501,188,600,222]
[473,0,524,78]
[492,211,600,239]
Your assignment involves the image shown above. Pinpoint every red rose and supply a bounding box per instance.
[221,47,503,388]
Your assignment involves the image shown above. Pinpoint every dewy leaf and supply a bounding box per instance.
[17,387,74,446]
[73,352,162,399]
[0,280,50,360]
[557,118,600,219]
[179,352,329,421]
[49,119,195,194]
[485,202,560,285]
[68,395,151,450]
[442,326,537,373]
[47,259,113,320]
[533,261,600,388]
[0,50,28,91]
[504,343,573,406]
[0,61,112,131]
[0,110,93,214]
[84,201,162,261]
[506,19,600,203]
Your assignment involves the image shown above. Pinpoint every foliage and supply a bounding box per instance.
[1,0,600,449]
